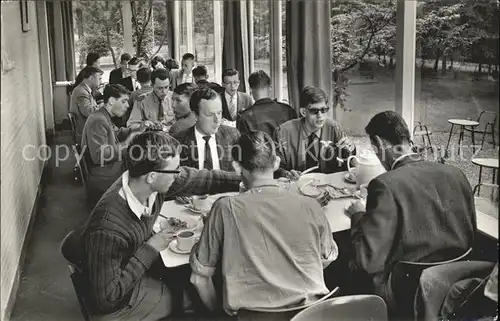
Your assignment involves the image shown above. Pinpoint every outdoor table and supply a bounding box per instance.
[156,171,354,267]
[472,158,499,185]
[444,119,480,156]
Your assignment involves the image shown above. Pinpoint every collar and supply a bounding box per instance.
[82,82,92,94]
[118,171,158,219]
[246,179,281,192]
[194,126,216,141]
[391,153,421,170]
[300,118,321,139]
[140,83,152,89]
[254,98,274,105]
[225,91,237,101]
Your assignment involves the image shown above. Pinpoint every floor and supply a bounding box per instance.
[8,130,498,321]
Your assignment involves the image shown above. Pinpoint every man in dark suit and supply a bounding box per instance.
[109,53,132,85]
[274,86,356,180]
[237,70,297,136]
[173,88,240,171]
[220,68,254,122]
[345,111,476,306]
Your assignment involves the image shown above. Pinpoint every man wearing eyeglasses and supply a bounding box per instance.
[220,69,254,122]
[127,68,175,129]
[79,130,240,320]
[274,86,356,180]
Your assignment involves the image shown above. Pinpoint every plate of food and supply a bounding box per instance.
[154,216,200,233]
[298,179,323,198]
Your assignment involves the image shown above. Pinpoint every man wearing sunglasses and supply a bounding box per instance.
[79,130,240,320]
[274,86,356,180]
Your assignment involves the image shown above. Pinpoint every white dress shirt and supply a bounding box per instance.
[118,171,158,219]
[194,127,220,170]
[181,71,193,84]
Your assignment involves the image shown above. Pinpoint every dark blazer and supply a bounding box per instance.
[173,125,240,171]
[350,155,476,301]
[220,91,254,121]
[274,118,355,176]
[237,98,297,137]
[109,68,123,85]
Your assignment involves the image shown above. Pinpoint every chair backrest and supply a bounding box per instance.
[291,295,387,321]
[68,112,78,145]
[389,248,473,317]
[60,230,92,321]
[74,147,89,191]
[248,287,339,313]
[477,111,498,131]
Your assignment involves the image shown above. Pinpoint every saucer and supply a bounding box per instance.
[169,239,192,254]
[344,173,356,183]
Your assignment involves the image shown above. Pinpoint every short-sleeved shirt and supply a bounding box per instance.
[190,183,338,315]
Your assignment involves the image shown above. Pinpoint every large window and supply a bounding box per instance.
[253,0,271,76]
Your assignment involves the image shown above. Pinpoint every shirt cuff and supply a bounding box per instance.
[134,243,159,269]
[350,211,365,227]
[190,252,216,278]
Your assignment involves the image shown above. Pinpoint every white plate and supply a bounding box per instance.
[344,173,356,183]
[169,239,192,255]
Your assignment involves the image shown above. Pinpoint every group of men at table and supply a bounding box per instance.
[67,52,477,320]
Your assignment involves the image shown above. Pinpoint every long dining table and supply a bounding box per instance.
[154,171,498,268]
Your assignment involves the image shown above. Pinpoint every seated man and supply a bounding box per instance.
[173,88,240,172]
[237,70,297,137]
[345,111,476,305]
[81,84,142,205]
[274,86,355,180]
[109,53,131,85]
[220,68,254,122]
[80,130,240,320]
[70,66,103,143]
[127,68,174,128]
[192,65,223,93]
[169,83,199,136]
[170,53,196,90]
[190,131,338,317]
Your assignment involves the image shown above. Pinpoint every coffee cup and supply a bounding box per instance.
[177,230,196,252]
[192,195,210,212]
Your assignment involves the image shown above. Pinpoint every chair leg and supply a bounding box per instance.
[471,127,475,153]
[490,124,496,148]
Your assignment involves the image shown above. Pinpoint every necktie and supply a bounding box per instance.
[203,136,213,170]
[305,133,318,169]
[158,99,164,122]
[229,95,237,120]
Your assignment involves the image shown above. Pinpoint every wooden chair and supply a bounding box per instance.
[60,230,92,321]
[464,111,497,150]
[388,248,473,319]
[291,295,387,321]
[74,146,89,193]
[68,112,78,146]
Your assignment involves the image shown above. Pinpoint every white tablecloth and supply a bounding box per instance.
[156,172,354,267]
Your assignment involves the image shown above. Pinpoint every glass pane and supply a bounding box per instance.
[193,0,215,80]
[253,0,271,76]
[330,0,397,136]
[281,0,288,102]
[415,0,499,185]
[179,1,188,56]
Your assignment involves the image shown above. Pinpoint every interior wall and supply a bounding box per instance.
[1,1,46,319]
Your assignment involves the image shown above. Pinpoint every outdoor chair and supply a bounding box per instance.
[290,295,387,321]
[388,248,473,319]
[60,230,92,321]
[412,121,435,154]
[464,111,497,150]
